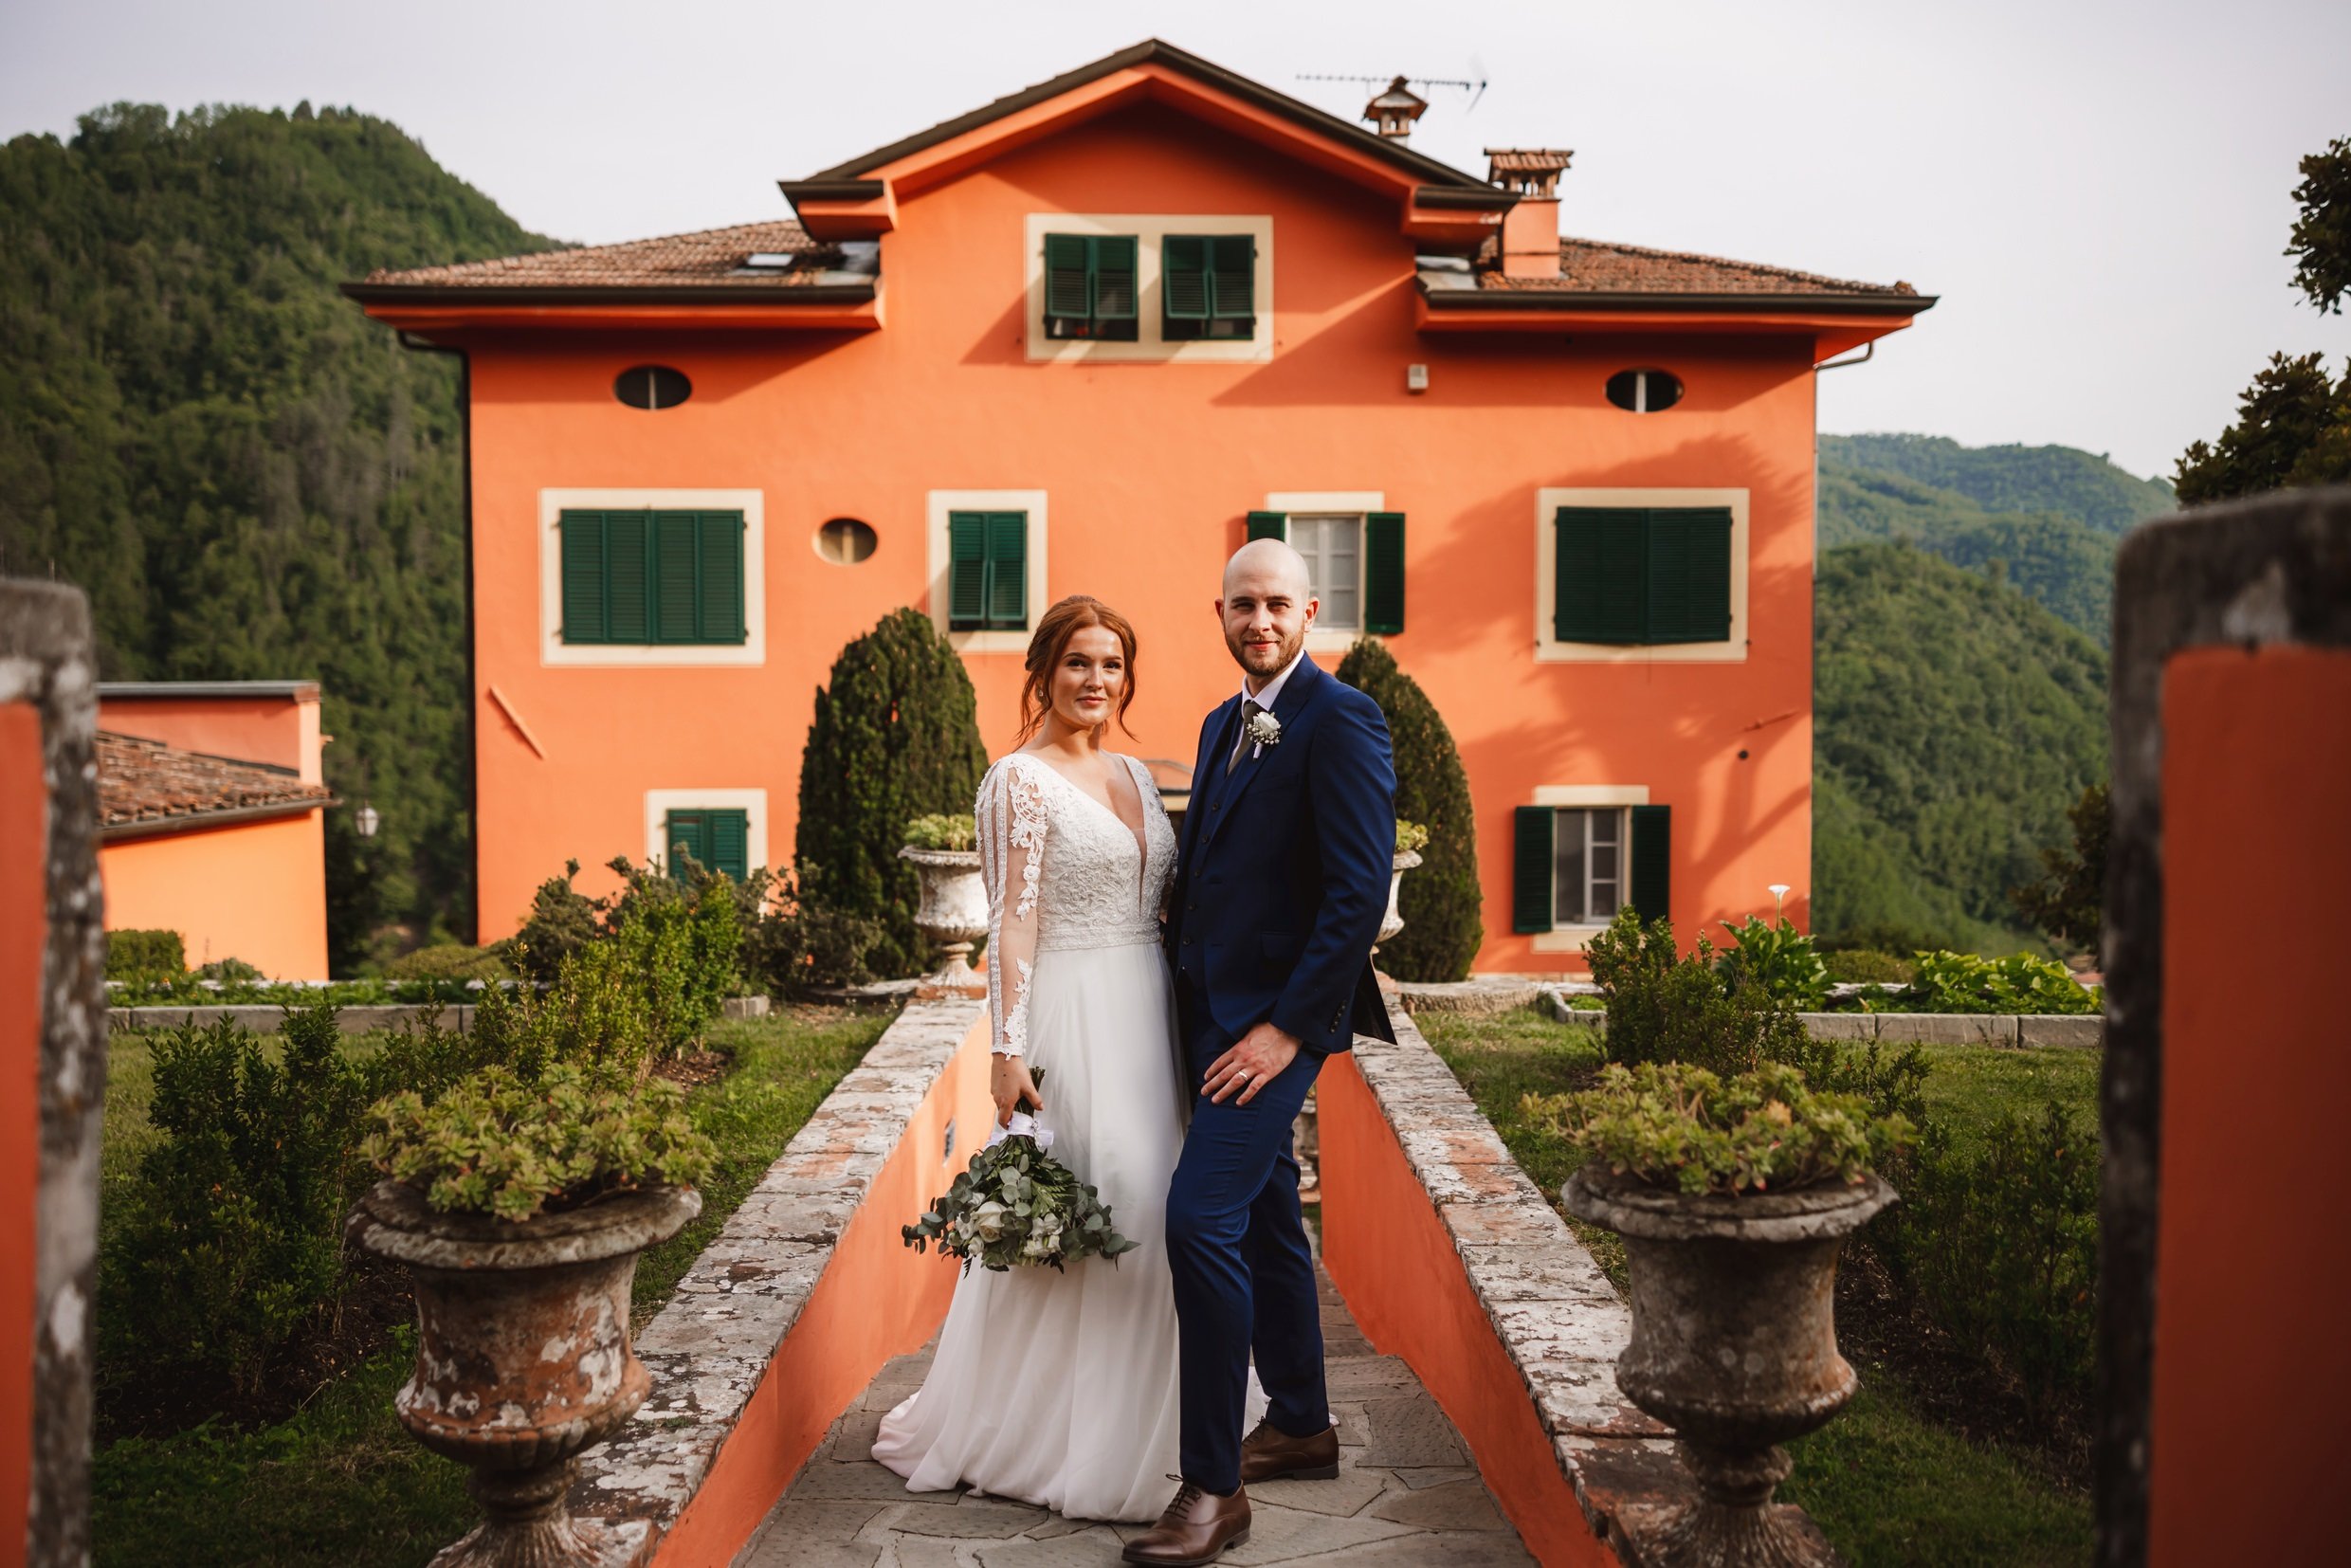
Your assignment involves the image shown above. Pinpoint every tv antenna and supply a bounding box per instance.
[1297,71,1489,113]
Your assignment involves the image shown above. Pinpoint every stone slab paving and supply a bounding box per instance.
[737,1268,1536,1568]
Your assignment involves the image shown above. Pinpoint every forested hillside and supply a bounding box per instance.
[0,103,551,968]
[1816,436,2177,644]
[1811,542,2109,951]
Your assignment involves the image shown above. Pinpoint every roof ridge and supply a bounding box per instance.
[1558,233,1913,296]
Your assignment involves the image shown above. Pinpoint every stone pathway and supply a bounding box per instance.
[738,1268,1535,1567]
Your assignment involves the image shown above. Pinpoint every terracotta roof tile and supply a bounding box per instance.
[1473,235,1918,297]
[99,731,331,831]
[360,221,840,290]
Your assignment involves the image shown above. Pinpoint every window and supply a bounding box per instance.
[948,511,1029,630]
[1514,804,1671,933]
[558,509,745,645]
[1553,507,1730,647]
[1162,234,1256,339]
[662,808,749,881]
[1245,509,1405,635]
[1042,234,1139,340]
[1605,369,1682,413]
[815,517,876,565]
[614,365,691,410]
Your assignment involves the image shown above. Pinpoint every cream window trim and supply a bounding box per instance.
[1528,783,1649,952]
[1533,486,1749,665]
[643,789,770,877]
[1263,492,1383,652]
[926,490,1049,653]
[539,487,765,668]
[1024,214,1274,364]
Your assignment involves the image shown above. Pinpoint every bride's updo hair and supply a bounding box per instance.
[1017,594,1139,743]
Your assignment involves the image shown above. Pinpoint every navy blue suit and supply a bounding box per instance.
[1162,655,1395,1494]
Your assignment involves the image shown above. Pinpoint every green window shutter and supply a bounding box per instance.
[559,512,607,643]
[1512,806,1556,934]
[1629,805,1671,922]
[1163,235,1209,320]
[605,510,652,643]
[663,810,707,876]
[698,512,746,644]
[651,512,700,643]
[1363,512,1406,634]
[1247,511,1287,542]
[1045,233,1090,320]
[984,511,1028,629]
[1091,235,1138,323]
[1644,507,1732,646]
[1210,234,1255,319]
[1555,507,1647,645]
[948,513,988,629]
[707,810,750,882]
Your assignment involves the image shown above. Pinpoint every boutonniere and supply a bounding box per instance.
[1244,707,1282,758]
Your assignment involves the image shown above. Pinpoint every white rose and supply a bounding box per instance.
[973,1201,1010,1243]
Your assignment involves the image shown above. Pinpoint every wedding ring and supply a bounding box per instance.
[1235,1069,1251,1082]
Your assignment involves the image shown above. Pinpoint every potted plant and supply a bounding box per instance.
[1538,1062,1910,1567]
[900,812,987,996]
[348,1063,714,1568]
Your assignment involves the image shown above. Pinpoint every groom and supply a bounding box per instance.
[1128,538,1397,1566]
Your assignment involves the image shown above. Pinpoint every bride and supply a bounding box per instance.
[872,594,1259,1522]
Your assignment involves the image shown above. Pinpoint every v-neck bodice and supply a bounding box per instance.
[990,752,1176,954]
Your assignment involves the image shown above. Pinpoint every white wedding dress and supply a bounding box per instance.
[873,750,1258,1522]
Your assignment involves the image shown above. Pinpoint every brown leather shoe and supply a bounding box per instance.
[1121,1479,1251,1566]
[1239,1418,1341,1483]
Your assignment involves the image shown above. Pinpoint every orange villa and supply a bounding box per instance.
[346,40,1931,971]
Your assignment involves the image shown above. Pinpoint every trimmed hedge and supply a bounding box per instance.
[1335,638,1482,980]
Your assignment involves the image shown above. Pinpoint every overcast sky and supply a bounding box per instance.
[6,0,2346,480]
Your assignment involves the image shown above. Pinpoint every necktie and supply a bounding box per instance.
[1227,700,1263,775]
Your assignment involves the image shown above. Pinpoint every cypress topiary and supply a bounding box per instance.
[1336,638,1483,980]
[796,608,990,976]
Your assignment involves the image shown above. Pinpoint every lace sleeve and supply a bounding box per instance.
[978,758,1048,1056]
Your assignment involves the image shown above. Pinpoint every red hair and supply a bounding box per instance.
[1017,595,1139,743]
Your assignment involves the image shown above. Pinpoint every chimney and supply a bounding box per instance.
[1364,77,1429,142]
[1487,149,1572,281]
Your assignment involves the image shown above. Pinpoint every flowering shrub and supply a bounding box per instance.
[1525,1061,1913,1196]
[362,1063,715,1224]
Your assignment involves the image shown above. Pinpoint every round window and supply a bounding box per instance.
[1605,369,1683,413]
[814,518,878,565]
[614,365,692,410]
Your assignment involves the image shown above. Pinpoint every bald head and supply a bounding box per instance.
[1216,538,1319,687]
[1223,538,1313,600]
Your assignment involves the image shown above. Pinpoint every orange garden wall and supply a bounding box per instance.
[1320,1049,1613,1568]
[449,102,1823,964]
[100,811,329,979]
[2,702,43,1563]
[2145,644,2350,1567]
[644,1007,992,1565]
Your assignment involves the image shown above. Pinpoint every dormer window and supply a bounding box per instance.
[1162,235,1257,340]
[1042,234,1139,340]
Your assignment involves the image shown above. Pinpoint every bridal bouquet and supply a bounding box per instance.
[902,1072,1139,1274]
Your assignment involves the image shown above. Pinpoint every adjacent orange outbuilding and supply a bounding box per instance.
[96,682,335,980]
[348,40,1932,971]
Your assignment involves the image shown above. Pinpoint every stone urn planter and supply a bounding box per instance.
[348,1179,702,1568]
[1563,1168,1894,1567]
[1375,848,1423,950]
[900,845,988,998]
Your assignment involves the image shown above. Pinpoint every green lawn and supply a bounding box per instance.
[1415,1006,2094,1568]
[91,1004,894,1568]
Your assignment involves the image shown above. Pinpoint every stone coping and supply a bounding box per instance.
[566,996,982,1554]
[105,994,775,1034]
[1353,1001,1833,1562]
[1534,990,2103,1048]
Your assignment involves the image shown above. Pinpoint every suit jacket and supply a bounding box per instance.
[1164,655,1398,1055]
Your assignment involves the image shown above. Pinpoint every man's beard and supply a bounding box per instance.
[1226,623,1303,680]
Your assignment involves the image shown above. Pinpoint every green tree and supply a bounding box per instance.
[2011,783,2108,955]
[1335,638,1481,979]
[794,609,989,976]
[2287,136,2351,315]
